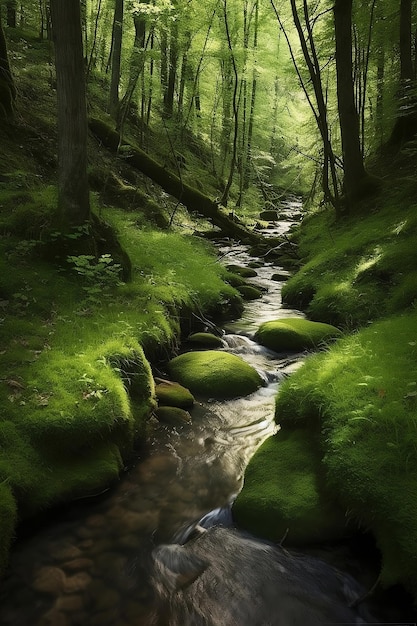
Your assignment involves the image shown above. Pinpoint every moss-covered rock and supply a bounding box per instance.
[155,406,192,426]
[168,350,263,399]
[259,209,279,221]
[155,380,194,408]
[271,271,290,282]
[186,332,224,349]
[233,429,348,546]
[226,264,258,278]
[237,284,263,300]
[255,317,342,352]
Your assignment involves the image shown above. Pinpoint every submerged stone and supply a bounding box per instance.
[237,284,263,300]
[232,429,348,546]
[168,350,263,399]
[155,406,192,426]
[186,332,224,348]
[255,317,342,352]
[226,264,258,278]
[155,380,194,409]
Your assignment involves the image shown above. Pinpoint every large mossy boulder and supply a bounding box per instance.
[155,380,195,409]
[168,350,263,399]
[255,317,342,352]
[233,429,348,546]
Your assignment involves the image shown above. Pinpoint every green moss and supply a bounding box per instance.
[233,430,347,546]
[155,380,194,408]
[255,317,342,352]
[0,482,17,573]
[168,350,263,399]
[155,406,192,426]
[282,198,417,328]
[186,332,224,348]
[274,312,417,593]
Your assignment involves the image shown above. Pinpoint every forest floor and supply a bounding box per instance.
[1,23,417,611]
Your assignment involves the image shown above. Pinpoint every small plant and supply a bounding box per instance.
[67,254,123,305]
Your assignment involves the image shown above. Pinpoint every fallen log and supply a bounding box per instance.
[89,118,261,244]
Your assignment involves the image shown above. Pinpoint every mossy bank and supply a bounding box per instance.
[234,180,417,601]
[0,198,242,576]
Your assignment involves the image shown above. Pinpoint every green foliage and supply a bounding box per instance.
[67,253,123,305]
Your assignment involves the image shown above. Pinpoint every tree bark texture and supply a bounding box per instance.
[108,0,123,118]
[387,0,417,147]
[0,11,16,120]
[89,117,261,244]
[334,0,369,200]
[50,0,90,228]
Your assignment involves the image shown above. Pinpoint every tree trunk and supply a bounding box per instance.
[6,2,17,28]
[0,11,16,120]
[163,16,178,118]
[285,0,340,209]
[334,0,373,202]
[387,0,417,147]
[117,8,147,135]
[50,0,90,229]
[108,0,124,118]
[89,118,262,245]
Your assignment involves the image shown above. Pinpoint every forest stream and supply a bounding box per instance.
[0,200,412,626]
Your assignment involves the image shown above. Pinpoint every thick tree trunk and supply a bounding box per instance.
[334,0,374,202]
[89,118,261,244]
[387,0,417,147]
[50,0,90,228]
[6,2,17,28]
[0,12,16,120]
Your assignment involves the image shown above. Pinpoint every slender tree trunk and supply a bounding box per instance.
[282,0,339,208]
[50,0,90,228]
[163,16,178,118]
[334,0,372,202]
[117,9,147,135]
[220,0,240,207]
[0,11,16,120]
[108,0,124,119]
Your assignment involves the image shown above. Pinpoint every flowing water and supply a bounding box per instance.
[0,199,414,625]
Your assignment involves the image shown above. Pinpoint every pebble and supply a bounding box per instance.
[32,567,66,595]
[55,594,84,612]
[64,572,92,593]
[61,557,94,572]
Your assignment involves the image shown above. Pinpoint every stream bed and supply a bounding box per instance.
[0,200,414,625]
